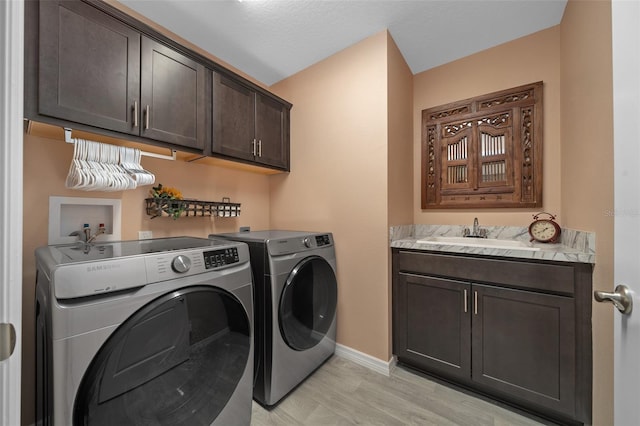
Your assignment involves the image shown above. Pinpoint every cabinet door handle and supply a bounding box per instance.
[251,139,257,156]
[463,289,468,313]
[474,290,478,315]
[145,105,150,130]
[133,101,138,127]
[258,139,262,157]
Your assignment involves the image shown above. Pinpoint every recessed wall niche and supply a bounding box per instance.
[421,81,543,209]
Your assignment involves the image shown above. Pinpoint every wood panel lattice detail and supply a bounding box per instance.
[421,82,543,209]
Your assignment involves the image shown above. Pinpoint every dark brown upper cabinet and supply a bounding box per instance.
[26,0,291,170]
[37,0,141,135]
[140,38,205,150]
[25,0,207,152]
[34,0,206,151]
[421,82,543,209]
[212,72,290,171]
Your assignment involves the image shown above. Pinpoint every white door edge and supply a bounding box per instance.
[612,0,640,424]
[0,0,24,425]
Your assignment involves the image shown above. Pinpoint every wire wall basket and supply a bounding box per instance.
[145,197,241,219]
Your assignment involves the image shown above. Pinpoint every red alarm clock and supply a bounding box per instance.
[528,212,561,243]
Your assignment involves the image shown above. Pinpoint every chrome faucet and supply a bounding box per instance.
[463,217,487,238]
[69,224,106,244]
[86,224,106,244]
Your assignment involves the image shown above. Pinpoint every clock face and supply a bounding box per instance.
[530,220,558,242]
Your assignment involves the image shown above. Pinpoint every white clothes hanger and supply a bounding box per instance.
[64,128,162,191]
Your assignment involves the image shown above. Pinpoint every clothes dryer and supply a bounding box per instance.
[212,231,337,407]
[35,237,253,425]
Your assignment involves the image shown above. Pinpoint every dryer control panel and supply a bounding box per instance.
[204,247,240,269]
[267,233,334,256]
[315,234,331,246]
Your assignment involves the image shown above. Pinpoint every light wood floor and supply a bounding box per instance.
[251,356,551,425]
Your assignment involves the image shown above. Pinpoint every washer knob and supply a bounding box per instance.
[172,255,191,273]
[303,237,312,248]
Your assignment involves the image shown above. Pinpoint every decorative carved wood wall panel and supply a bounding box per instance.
[421,82,543,209]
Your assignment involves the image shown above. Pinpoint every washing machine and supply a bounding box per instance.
[212,230,337,407]
[35,236,253,425]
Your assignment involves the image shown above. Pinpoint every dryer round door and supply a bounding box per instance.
[74,286,250,426]
[279,256,338,351]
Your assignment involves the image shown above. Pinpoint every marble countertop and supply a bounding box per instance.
[390,224,595,264]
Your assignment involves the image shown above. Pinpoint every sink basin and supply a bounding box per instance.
[416,236,541,251]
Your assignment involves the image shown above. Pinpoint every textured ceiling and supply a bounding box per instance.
[119,0,567,86]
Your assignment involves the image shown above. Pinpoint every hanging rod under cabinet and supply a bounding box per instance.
[64,128,176,161]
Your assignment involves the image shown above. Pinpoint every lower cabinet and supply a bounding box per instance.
[473,284,576,416]
[392,249,592,425]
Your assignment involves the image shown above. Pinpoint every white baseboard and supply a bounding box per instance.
[334,343,396,377]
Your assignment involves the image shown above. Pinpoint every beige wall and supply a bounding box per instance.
[560,1,614,424]
[413,26,562,227]
[387,34,414,228]
[386,33,414,356]
[270,31,394,361]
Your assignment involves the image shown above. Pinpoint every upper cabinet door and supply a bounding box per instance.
[255,94,289,170]
[211,73,256,162]
[140,37,206,150]
[38,0,140,134]
[212,72,291,171]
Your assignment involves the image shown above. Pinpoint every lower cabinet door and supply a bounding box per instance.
[471,284,576,417]
[395,273,471,379]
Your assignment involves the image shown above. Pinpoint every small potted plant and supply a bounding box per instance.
[149,184,185,219]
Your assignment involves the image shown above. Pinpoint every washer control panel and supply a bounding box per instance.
[204,247,240,269]
[145,246,243,284]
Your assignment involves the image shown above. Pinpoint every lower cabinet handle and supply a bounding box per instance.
[464,289,468,313]
[474,291,478,315]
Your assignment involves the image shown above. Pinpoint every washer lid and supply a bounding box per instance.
[36,237,249,299]
[51,237,224,264]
